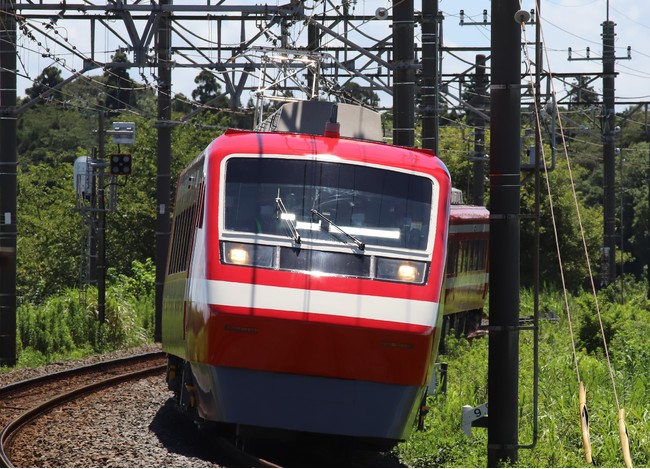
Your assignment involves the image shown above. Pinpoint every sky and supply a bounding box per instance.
[11,0,650,113]
[439,0,650,111]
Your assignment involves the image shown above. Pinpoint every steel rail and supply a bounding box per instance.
[0,351,166,468]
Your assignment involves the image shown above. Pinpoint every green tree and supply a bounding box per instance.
[618,141,649,277]
[17,105,95,165]
[24,66,64,102]
[520,156,602,290]
[567,76,599,110]
[104,51,136,111]
[172,92,193,114]
[100,112,222,275]
[192,70,228,107]
[437,124,478,197]
[17,163,81,304]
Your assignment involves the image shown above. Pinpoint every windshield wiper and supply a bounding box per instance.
[276,196,301,243]
[311,208,365,251]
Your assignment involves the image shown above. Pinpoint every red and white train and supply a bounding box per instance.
[162,102,488,447]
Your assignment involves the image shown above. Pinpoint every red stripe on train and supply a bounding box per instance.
[186,305,437,386]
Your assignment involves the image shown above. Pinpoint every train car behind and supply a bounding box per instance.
[442,188,490,338]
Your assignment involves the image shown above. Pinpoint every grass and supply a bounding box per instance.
[4,266,649,467]
[397,280,650,467]
[1,259,156,373]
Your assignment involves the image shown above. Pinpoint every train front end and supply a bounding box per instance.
[167,128,451,446]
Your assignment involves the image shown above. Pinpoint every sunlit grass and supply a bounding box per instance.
[397,279,650,467]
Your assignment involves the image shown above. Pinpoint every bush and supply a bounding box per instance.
[16,259,156,364]
[397,282,650,467]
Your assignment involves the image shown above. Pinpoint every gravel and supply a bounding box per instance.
[2,344,225,467]
[0,344,163,388]
[10,374,224,467]
[2,344,405,467]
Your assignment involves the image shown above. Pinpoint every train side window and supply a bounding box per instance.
[182,203,198,271]
[469,240,475,271]
[176,210,189,272]
[446,243,458,276]
[168,218,176,274]
[168,211,181,274]
[167,202,199,275]
[196,182,205,229]
[476,239,487,270]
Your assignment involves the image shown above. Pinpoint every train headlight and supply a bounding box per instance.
[228,247,249,265]
[397,264,418,282]
[223,242,274,267]
[376,258,427,284]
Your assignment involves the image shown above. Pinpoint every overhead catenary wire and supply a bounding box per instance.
[3,7,261,126]
[2,7,256,121]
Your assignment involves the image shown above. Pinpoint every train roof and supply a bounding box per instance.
[257,101,384,142]
[449,203,490,222]
[449,188,489,221]
[212,127,444,177]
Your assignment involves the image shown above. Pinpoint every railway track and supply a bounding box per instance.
[0,351,166,467]
[0,351,400,467]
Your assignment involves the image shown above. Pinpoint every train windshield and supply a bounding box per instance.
[224,157,433,251]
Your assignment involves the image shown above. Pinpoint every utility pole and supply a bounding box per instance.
[569,19,630,286]
[488,0,521,465]
[0,1,17,366]
[601,20,617,286]
[421,0,440,155]
[392,0,415,147]
[97,112,106,325]
[472,54,488,206]
[155,0,173,342]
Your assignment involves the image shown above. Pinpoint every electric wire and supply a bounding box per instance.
[2,7,253,123]
[520,4,593,462]
[527,3,634,466]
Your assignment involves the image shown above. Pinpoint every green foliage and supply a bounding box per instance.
[18,289,96,361]
[618,141,649,275]
[17,163,82,304]
[192,70,229,108]
[104,51,137,111]
[437,125,477,197]
[16,260,155,364]
[340,82,380,108]
[15,90,227,306]
[107,258,156,338]
[520,155,603,291]
[24,65,64,101]
[397,281,650,467]
[17,105,95,165]
[398,336,489,467]
[400,406,487,467]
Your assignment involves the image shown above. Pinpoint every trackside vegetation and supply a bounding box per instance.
[3,67,650,467]
[397,278,650,467]
[14,259,155,367]
[8,268,649,467]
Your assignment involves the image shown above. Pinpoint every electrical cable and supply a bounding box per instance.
[525,3,633,466]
